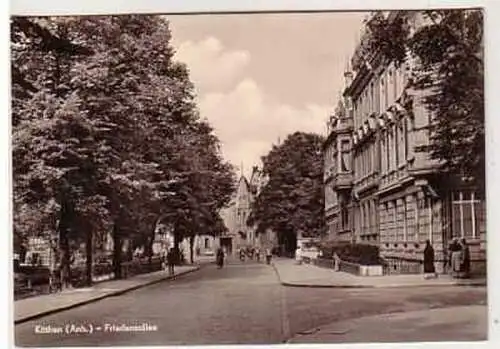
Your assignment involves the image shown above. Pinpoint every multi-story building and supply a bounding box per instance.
[220,165,277,254]
[325,11,486,275]
[220,173,255,254]
[323,95,354,243]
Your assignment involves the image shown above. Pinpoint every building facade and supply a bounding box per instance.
[324,96,355,243]
[220,174,256,255]
[325,12,486,275]
[219,166,277,254]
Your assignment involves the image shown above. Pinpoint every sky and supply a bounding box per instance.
[167,12,366,178]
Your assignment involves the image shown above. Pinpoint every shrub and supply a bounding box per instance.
[318,243,382,266]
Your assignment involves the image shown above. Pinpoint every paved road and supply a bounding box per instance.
[15,260,487,346]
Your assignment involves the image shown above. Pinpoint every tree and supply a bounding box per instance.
[12,17,105,286]
[12,14,236,285]
[164,121,236,263]
[247,132,325,255]
[366,10,484,188]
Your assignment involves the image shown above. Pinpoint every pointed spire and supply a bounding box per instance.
[240,161,244,178]
[344,54,351,74]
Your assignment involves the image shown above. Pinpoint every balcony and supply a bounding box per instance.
[334,117,353,134]
[332,171,353,189]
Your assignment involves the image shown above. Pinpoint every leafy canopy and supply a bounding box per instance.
[248,132,325,244]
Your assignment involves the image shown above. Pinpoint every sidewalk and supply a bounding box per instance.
[14,265,200,324]
[288,305,487,343]
[273,258,486,288]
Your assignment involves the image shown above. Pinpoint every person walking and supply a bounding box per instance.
[216,247,225,269]
[166,248,175,276]
[265,247,272,265]
[239,248,246,262]
[423,240,437,279]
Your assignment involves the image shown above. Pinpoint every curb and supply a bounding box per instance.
[14,266,201,325]
[272,264,486,289]
[280,281,486,289]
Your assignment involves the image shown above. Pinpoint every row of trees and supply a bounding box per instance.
[247,132,325,255]
[12,15,236,286]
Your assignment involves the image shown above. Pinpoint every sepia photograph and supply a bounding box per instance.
[9,3,488,347]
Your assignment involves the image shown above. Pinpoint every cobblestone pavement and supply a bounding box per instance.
[14,261,487,346]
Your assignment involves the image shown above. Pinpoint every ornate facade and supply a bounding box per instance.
[220,173,255,254]
[324,12,486,275]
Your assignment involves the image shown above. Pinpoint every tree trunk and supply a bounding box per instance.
[173,226,182,265]
[59,230,71,288]
[112,223,123,279]
[146,227,156,266]
[189,235,195,264]
[58,199,72,289]
[85,230,93,286]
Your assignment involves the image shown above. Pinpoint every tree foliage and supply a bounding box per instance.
[247,132,325,253]
[12,15,235,282]
[366,10,484,187]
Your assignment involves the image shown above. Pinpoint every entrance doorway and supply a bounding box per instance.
[220,237,232,255]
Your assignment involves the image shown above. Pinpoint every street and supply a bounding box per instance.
[15,260,487,346]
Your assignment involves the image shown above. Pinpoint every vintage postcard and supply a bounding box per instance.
[9,1,490,348]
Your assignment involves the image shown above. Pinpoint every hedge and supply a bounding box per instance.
[319,243,383,266]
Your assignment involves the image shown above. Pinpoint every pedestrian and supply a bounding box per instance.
[423,240,437,279]
[255,247,261,262]
[295,246,302,265]
[166,248,175,276]
[450,238,462,278]
[265,247,272,265]
[216,247,224,269]
[333,252,341,272]
[459,238,471,278]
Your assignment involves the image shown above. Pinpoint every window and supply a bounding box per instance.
[404,118,409,161]
[393,201,398,241]
[402,199,407,240]
[370,200,376,235]
[414,194,420,240]
[451,191,482,239]
[340,140,350,172]
[372,143,376,174]
[380,134,386,174]
[374,79,380,114]
[358,95,365,121]
[393,68,398,101]
[387,131,393,171]
[380,78,389,111]
[341,201,349,230]
[398,121,406,166]
[387,70,393,106]
[406,196,415,241]
[370,83,375,112]
[393,125,398,168]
